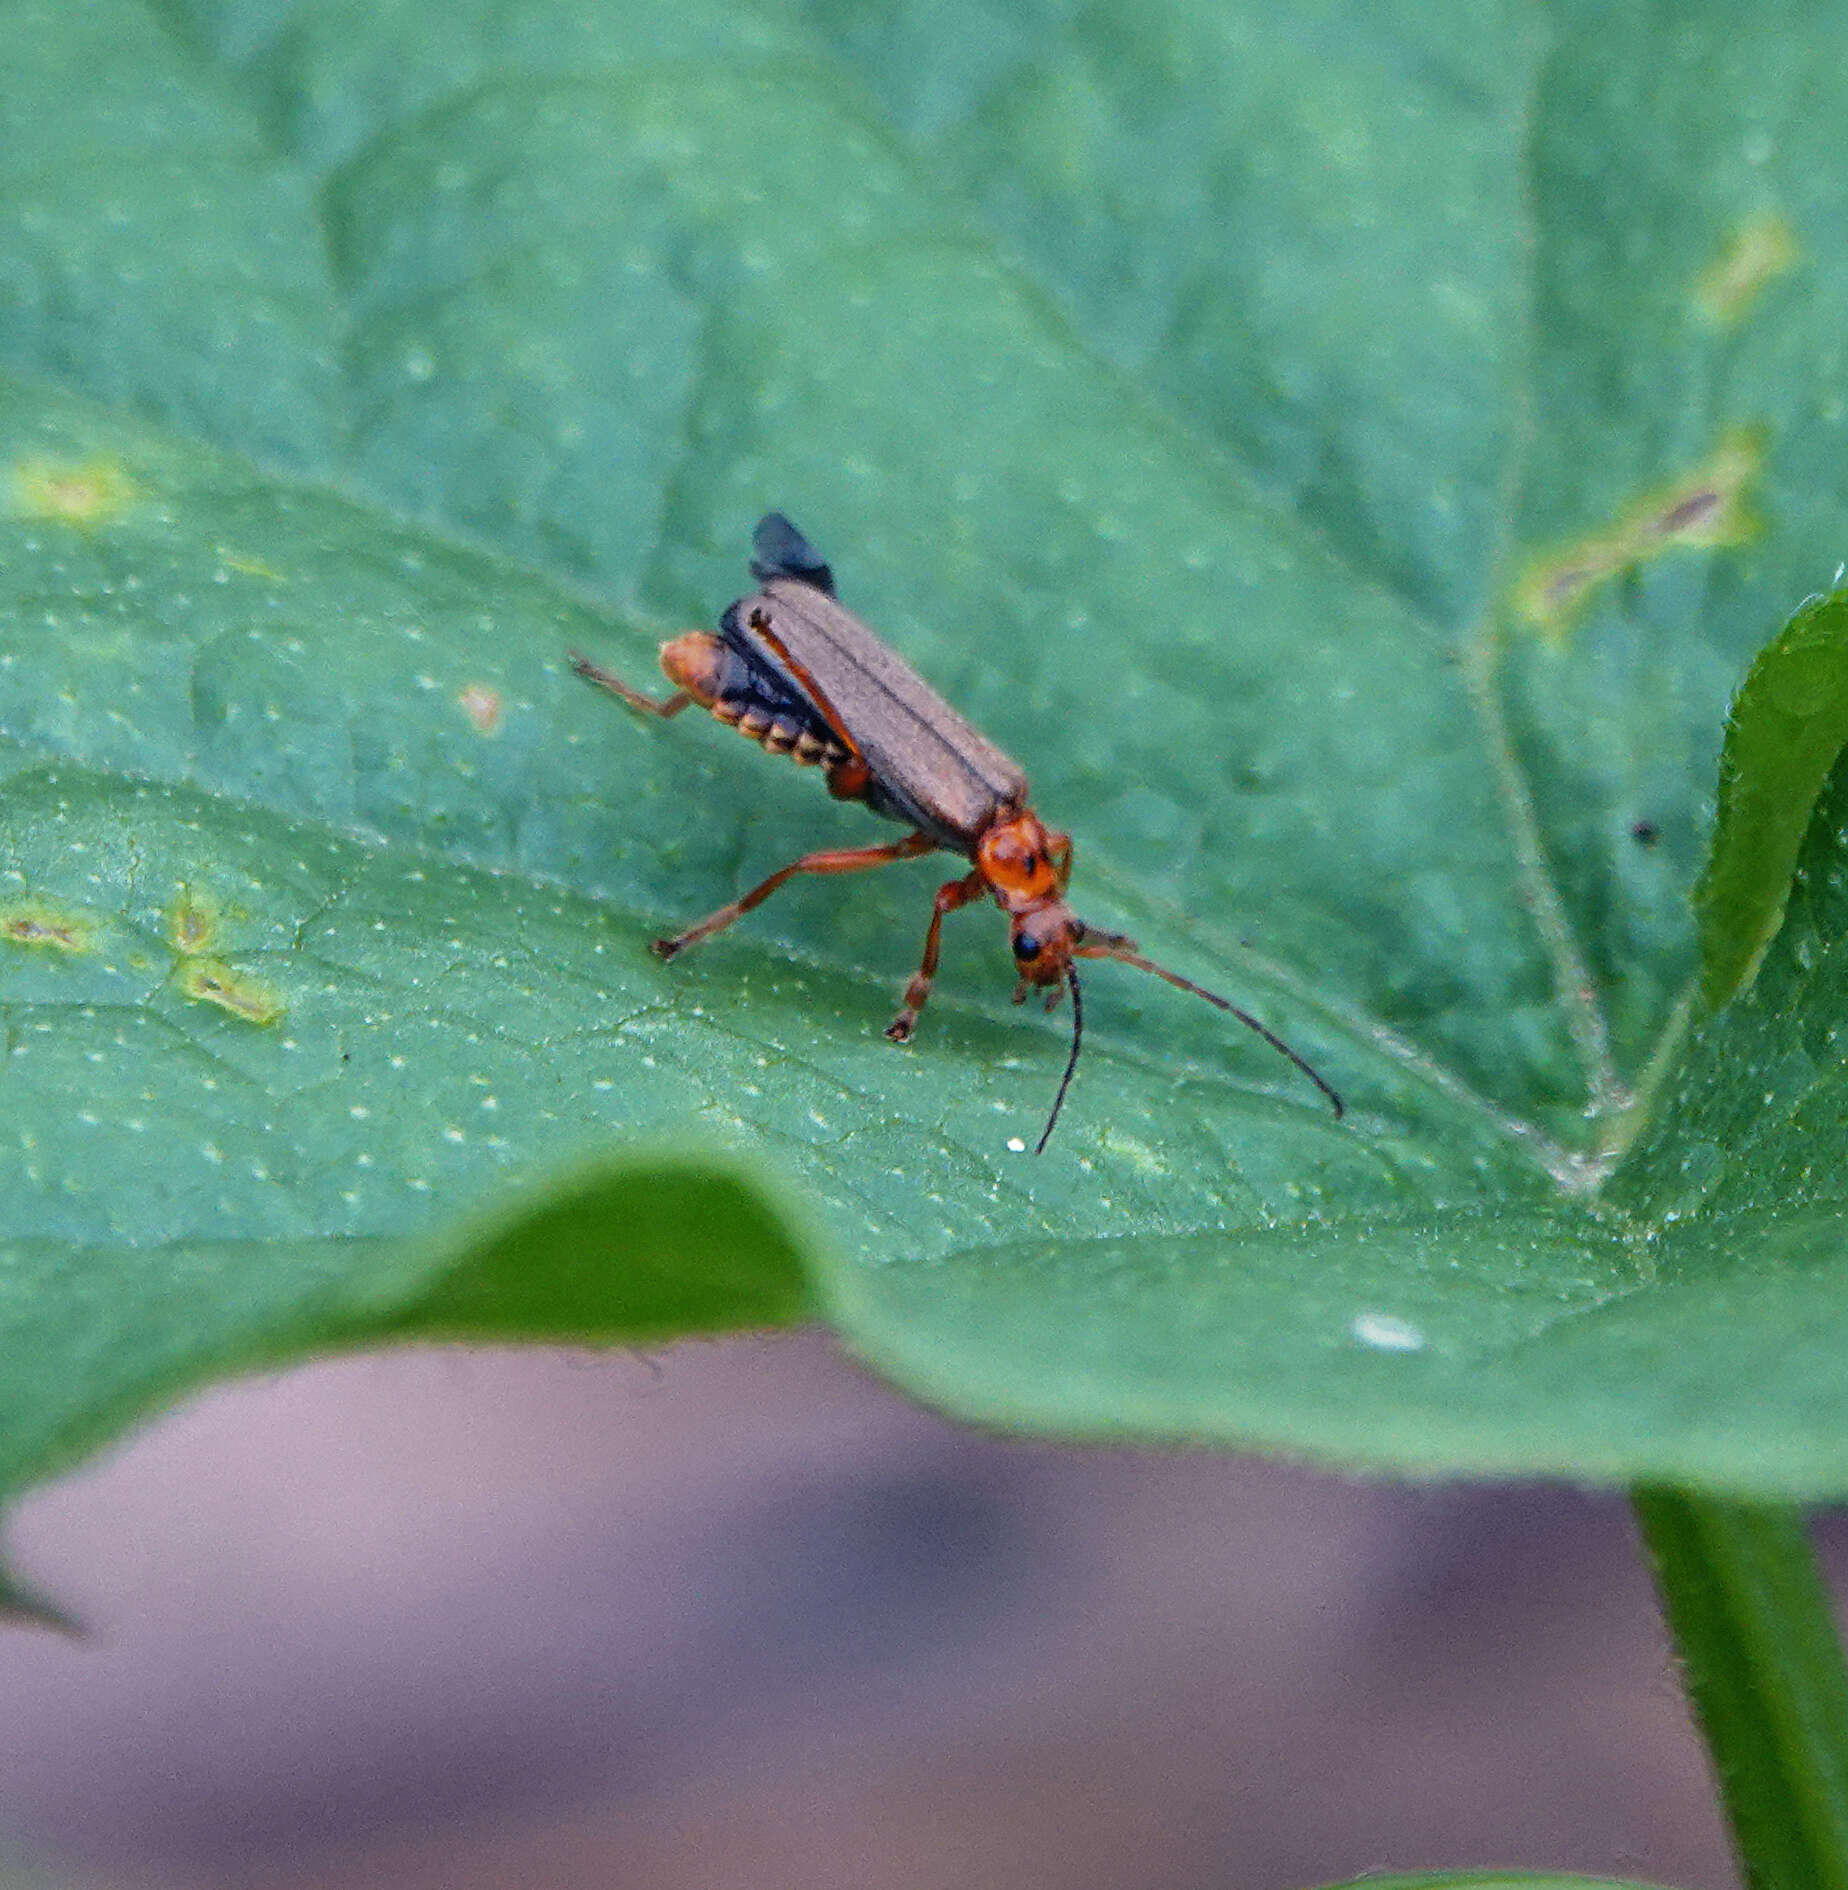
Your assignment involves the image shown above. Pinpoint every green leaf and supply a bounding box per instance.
[1694,590,1848,1010]
[6,0,1848,1502]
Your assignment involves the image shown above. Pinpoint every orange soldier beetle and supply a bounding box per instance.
[572,514,1343,1151]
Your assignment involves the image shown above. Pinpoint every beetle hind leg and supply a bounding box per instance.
[655,831,937,962]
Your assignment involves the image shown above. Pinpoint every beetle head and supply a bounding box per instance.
[1008,906,1123,999]
[975,813,1098,1000]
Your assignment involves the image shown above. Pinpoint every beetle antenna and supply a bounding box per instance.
[1035,964,1085,1154]
[1086,944,1344,1119]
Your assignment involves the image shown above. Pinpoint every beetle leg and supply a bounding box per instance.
[655,831,936,961]
[885,870,988,1043]
[569,652,694,719]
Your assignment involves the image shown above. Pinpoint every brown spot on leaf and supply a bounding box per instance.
[166,889,218,956]
[1513,429,1762,645]
[459,684,503,735]
[179,959,282,1026]
[1654,491,1723,536]
[1544,567,1595,609]
[0,901,95,953]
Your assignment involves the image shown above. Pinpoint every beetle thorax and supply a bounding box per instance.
[977,811,1084,990]
[976,811,1070,910]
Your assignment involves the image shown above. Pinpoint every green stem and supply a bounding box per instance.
[1634,1489,1848,1890]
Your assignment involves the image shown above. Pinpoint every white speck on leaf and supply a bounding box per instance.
[1351,1313,1426,1353]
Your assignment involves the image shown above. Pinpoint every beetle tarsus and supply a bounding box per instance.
[884,1014,916,1044]
[651,936,684,961]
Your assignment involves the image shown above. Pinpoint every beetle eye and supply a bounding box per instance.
[1013,931,1042,962]
[1069,920,1087,942]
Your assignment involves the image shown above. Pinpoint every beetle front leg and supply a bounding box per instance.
[656,831,936,960]
[885,871,988,1043]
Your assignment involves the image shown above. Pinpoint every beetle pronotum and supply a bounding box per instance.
[572,513,1343,1150]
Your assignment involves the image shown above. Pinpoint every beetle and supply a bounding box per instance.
[571,513,1343,1150]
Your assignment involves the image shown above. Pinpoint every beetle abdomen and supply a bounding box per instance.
[660,632,848,773]
[713,694,848,770]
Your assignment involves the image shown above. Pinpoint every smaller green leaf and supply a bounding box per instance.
[1695,589,1848,1010]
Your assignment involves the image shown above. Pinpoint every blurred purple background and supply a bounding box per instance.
[0,1333,1741,1889]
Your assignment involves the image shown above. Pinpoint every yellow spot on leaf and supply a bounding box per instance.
[179,959,282,1026]
[0,900,96,953]
[1513,429,1762,646]
[1098,1129,1165,1176]
[459,684,503,735]
[9,456,138,527]
[1697,211,1800,325]
[221,552,286,582]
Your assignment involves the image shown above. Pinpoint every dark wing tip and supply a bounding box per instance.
[750,512,836,596]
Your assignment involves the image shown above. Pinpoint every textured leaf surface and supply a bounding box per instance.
[4,0,1848,1500]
